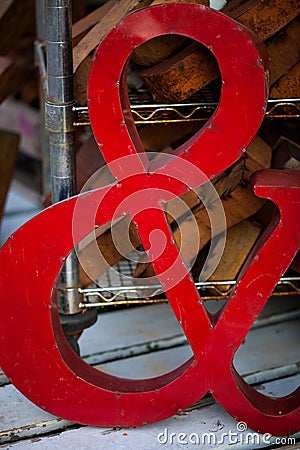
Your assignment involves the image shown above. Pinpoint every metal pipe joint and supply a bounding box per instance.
[45,0,82,315]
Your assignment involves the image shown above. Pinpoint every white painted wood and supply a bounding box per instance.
[3,183,41,215]
[2,375,299,449]
[0,385,73,443]
[79,303,184,357]
[96,343,193,378]
[0,304,184,384]
[1,298,299,384]
[234,318,300,378]
[76,317,300,380]
[0,309,299,445]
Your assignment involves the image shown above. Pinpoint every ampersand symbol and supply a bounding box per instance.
[0,3,299,435]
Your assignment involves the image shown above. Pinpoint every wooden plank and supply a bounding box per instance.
[272,137,300,170]
[276,446,300,450]
[73,0,211,104]
[267,18,300,85]
[95,318,300,379]
[73,0,148,70]
[132,34,188,67]
[183,134,272,211]
[171,181,265,274]
[233,317,300,376]
[208,219,261,287]
[0,299,299,444]
[74,0,208,69]
[222,0,300,41]
[139,41,220,103]
[1,374,299,447]
[73,0,153,105]
[79,303,183,357]
[134,135,271,278]
[131,0,209,67]
[291,252,300,274]
[72,0,117,42]
[0,0,35,55]
[135,175,268,279]
[0,306,299,407]
[79,136,271,286]
[72,1,119,104]
[1,297,299,385]
[0,57,33,104]
[0,385,72,444]
[73,54,95,106]
[73,0,300,105]
[0,130,19,222]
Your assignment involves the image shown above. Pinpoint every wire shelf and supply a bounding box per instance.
[72,90,300,310]
[78,257,300,309]
[73,90,300,126]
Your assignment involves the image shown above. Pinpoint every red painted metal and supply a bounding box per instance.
[0,3,299,435]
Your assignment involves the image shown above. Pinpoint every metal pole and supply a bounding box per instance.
[45,0,82,314]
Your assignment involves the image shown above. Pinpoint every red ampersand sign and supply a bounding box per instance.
[0,3,299,435]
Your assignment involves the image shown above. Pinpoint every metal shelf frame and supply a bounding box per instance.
[73,95,300,127]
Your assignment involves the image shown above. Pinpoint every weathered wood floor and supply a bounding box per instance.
[0,298,299,449]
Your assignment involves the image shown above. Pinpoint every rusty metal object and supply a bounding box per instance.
[131,34,187,67]
[0,2,298,436]
[140,0,300,103]
[222,0,300,41]
[72,0,300,106]
[139,41,220,103]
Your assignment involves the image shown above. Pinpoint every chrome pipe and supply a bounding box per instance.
[45,0,82,314]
